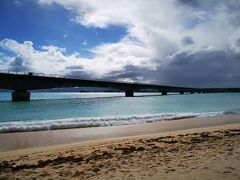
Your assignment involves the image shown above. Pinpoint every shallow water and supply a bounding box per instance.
[0,92,240,132]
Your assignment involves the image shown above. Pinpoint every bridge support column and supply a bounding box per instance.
[12,91,30,102]
[162,91,167,95]
[179,91,184,95]
[125,90,134,97]
[190,91,194,94]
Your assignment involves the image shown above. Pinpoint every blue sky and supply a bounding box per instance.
[0,0,240,87]
[0,0,126,57]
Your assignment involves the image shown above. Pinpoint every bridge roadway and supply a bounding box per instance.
[0,71,238,101]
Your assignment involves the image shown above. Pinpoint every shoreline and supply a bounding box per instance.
[0,114,240,152]
[0,121,239,179]
[0,111,225,134]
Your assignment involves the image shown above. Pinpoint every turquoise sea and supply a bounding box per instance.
[0,92,240,133]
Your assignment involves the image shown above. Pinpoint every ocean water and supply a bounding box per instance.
[0,92,240,133]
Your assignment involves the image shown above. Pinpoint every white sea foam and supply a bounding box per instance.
[0,111,225,133]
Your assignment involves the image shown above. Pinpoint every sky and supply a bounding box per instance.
[0,0,240,88]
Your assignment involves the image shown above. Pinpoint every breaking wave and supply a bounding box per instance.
[0,111,228,133]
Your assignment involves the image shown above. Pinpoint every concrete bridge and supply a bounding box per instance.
[0,70,238,101]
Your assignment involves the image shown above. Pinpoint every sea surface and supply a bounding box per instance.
[0,92,240,133]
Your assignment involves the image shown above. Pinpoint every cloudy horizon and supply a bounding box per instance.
[0,0,240,88]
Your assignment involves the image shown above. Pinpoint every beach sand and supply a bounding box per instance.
[0,115,240,179]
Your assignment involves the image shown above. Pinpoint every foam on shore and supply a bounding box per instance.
[0,111,226,133]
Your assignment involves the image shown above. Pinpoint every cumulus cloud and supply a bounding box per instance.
[0,38,154,78]
[0,0,240,87]
[0,39,75,74]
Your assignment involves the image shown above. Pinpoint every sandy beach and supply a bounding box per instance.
[1,0,240,179]
[0,115,240,179]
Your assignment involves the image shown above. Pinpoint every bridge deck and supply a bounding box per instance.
[0,70,239,101]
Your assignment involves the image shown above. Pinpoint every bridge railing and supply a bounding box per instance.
[0,69,137,85]
[0,69,64,78]
[0,69,205,91]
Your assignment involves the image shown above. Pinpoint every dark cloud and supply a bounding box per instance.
[103,48,240,88]
[182,36,194,45]
[155,49,240,88]
[66,66,92,78]
[65,65,84,70]
[103,65,146,81]
[67,70,92,79]
[65,65,92,78]
[236,38,240,47]
[176,0,221,10]
[177,0,200,8]
[224,2,240,26]
[9,57,30,72]
[229,14,240,26]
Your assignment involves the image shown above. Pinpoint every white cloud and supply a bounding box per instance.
[14,0,21,5]
[0,38,155,78]
[0,39,73,74]
[38,0,240,57]
[62,34,68,39]
[81,40,88,46]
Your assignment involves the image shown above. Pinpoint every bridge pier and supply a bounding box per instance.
[179,91,184,95]
[190,91,194,94]
[125,90,134,97]
[162,90,167,95]
[12,90,30,102]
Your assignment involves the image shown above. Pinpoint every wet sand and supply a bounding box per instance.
[0,122,240,179]
[0,114,240,152]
